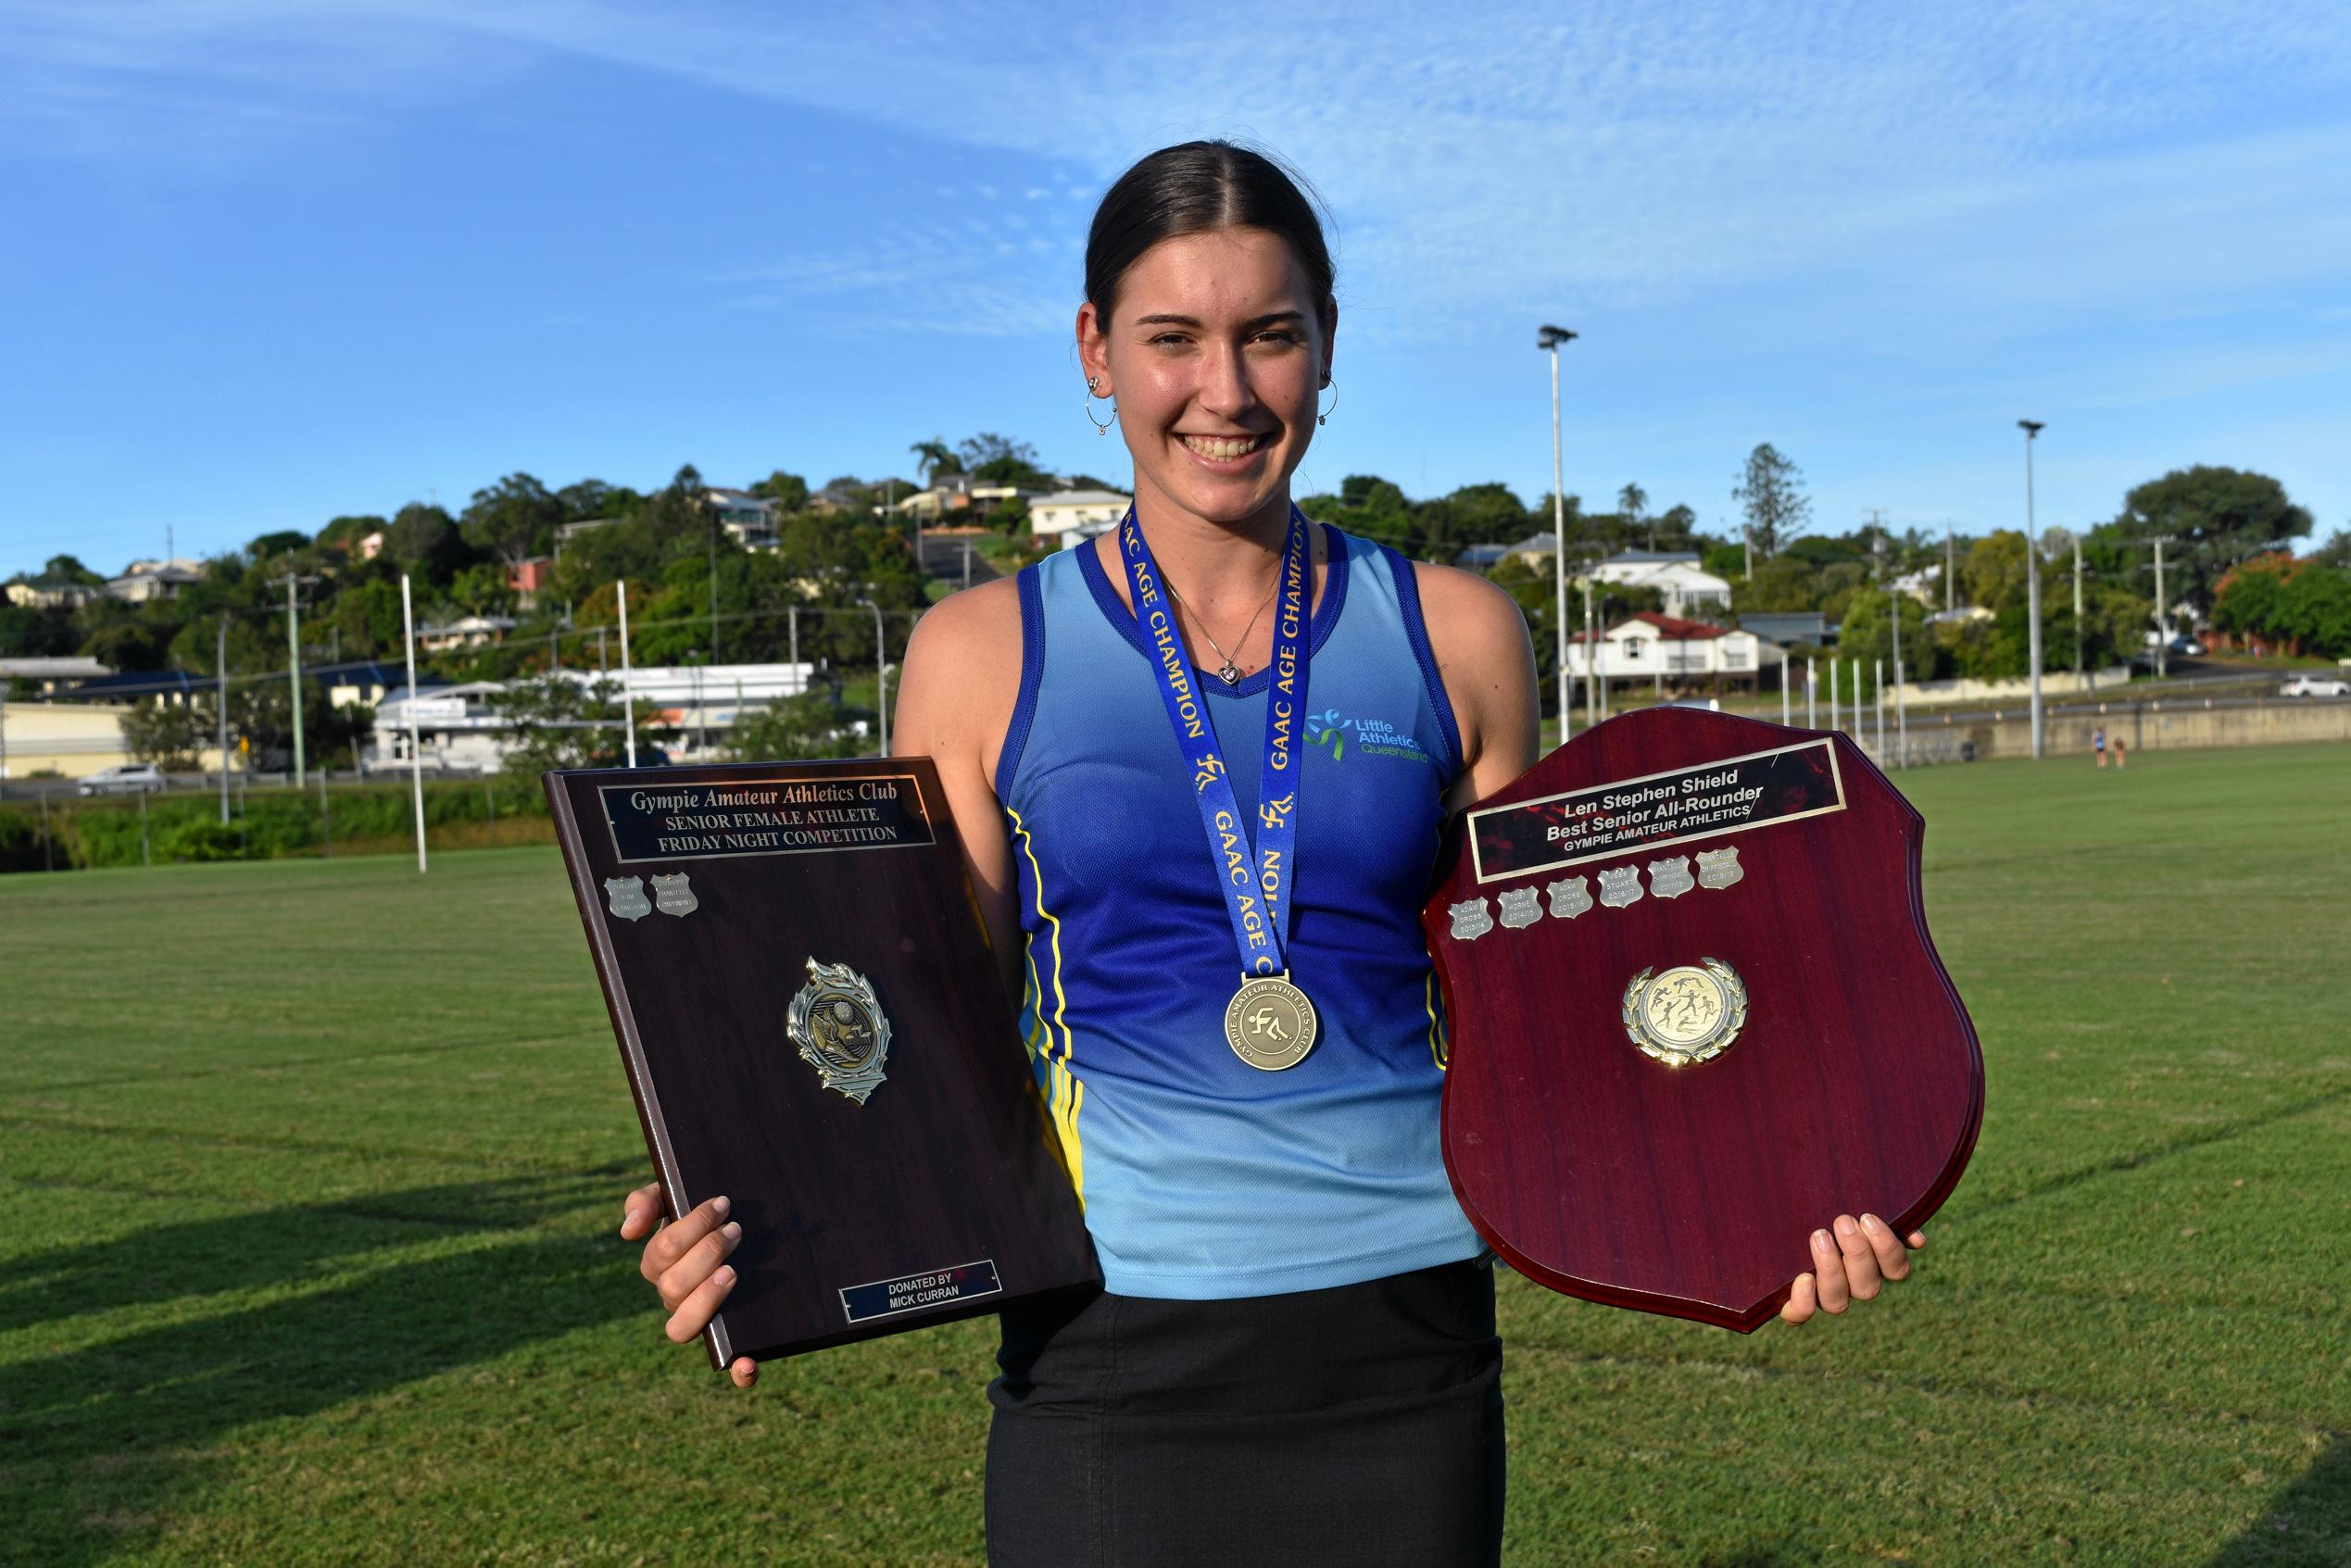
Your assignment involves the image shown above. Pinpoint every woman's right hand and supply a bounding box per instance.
[620,1182,760,1388]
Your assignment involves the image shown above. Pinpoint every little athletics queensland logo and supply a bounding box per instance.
[1307,709,1435,766]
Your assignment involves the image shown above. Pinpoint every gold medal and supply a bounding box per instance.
[1225,972,1318,1071]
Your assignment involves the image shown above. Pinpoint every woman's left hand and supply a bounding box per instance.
[1779,1213,1925,1324]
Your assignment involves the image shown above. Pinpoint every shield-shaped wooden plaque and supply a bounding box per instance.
[1422,708,1982,1332]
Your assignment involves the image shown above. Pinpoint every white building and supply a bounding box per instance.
[1589,550,1733,619]
[704,488,779,548]
[1564,612,1774,691]
[371,663,822,771]
[1031,488,1131,549]
[417,614,518,652]
[105,560,207,603]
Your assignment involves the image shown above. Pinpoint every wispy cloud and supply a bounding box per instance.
[13,1,2349,332]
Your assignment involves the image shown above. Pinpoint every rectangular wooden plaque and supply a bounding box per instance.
[547,758,1100,1364]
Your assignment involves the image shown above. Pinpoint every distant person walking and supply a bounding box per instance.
[2092,726,2106,768]
[2112,734,2128,769]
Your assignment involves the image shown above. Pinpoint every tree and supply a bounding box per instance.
[748,470,810,512]
[2110,466,2313,615]
[460,472,566,569]
[1618,483,1650,549]
[1654,503,1698,552]
[119,699,211,771]
[247,529,309,561]
[1961,531,2030,613]
[44,554,106,585]
[957,433,1050,487]
[909,439,962,484]
[1732,444,1811,558]
[722,691,861,761]
[384,502,469,585]
[493,672,668,776]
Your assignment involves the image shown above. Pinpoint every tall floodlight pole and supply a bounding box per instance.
[618,578,638,768]
[1540,325,1578,734]
[1892,546,1908,769]
[272,573,320,786]
[399,574,427,873]
[2153,537,2170,679]
[217,617,232,824]
[861,597,890,756]
[2069,530,2084,681]
[2018,420,2046,759]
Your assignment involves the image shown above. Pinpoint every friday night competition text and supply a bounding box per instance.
[628,780,908,853]
[1545,769,1766,845]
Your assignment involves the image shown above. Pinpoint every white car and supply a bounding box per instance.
[77,762,166,796]
[2280,674,2350,698]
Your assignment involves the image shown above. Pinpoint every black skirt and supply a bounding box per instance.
[985,1258,1505,1568]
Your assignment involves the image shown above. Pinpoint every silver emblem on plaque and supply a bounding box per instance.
[787,958,893,1105]
[604,875,651,922]
[1648,856,1696,900]
[1448,897,1495,942]
[649,872,698,917]
[1497,886,1542,930]
[1547,876,1593,920]
[1597,866,1644,909]
[1696,847,1744,889]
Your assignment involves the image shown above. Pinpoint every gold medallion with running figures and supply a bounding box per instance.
[1620,958,1749,1067]
[1224,973,1319,1071]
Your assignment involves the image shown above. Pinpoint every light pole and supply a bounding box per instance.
[861,597,890,756]
[2067,529,2084,681]
[1539,324,1577,735]
[2018,420,2045,759]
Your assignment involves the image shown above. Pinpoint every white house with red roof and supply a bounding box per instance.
[1565,611,1776,691]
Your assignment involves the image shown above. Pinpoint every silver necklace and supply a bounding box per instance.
[1163,571,1280,685]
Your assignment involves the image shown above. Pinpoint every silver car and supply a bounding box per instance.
[76,762,167,796]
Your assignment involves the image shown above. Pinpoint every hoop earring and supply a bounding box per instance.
[1085,378,1117,436]
[1316,374,1339,428]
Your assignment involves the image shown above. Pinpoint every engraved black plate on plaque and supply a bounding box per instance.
[547,758,1100,1366]
[1467,736,1846,883]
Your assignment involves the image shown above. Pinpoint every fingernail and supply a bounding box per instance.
[722,1222,741,1242]
[711,1195,731,1218]
[1835,1216,1858,1239]
[1861,1213,1885,1234]
[715,1265,735,1286]
[1813,1229,1831,1248]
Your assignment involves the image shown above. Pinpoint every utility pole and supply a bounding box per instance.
[1539,325,1578,735]
[272,573,321,786]
[2018,420,2046,759]
[707,504,721,662]
[618,579,637,768]
[1944,525,1955,614]
[217,617,231,824]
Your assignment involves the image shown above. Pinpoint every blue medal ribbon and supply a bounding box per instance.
[1118,507,1312,980]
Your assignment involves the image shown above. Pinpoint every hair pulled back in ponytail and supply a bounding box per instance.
[1084,141,1335,325]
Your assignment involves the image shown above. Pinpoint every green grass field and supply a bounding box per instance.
[4,745,2345,1566]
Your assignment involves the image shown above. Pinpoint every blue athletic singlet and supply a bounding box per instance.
[995,522,1482,1299]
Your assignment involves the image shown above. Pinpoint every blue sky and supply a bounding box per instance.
[4,0,2347,579]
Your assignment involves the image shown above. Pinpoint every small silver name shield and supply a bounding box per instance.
[1649,856,1696,900]
[650,872,698,917]
[1496,886,1542,930]
[1697,847,1745,889]
[1598,866,1644,909]
[1547,876,1593,920]
[604,875,651,922]
[1449,898,1495,942]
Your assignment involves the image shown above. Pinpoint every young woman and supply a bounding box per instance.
[620,141,1922,1566]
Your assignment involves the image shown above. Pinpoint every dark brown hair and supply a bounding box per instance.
[1084,141,1335,324]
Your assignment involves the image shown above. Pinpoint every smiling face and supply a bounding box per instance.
[1077,227,1334,535]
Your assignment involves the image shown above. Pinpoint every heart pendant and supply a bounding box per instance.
[1216,663,1242,685]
